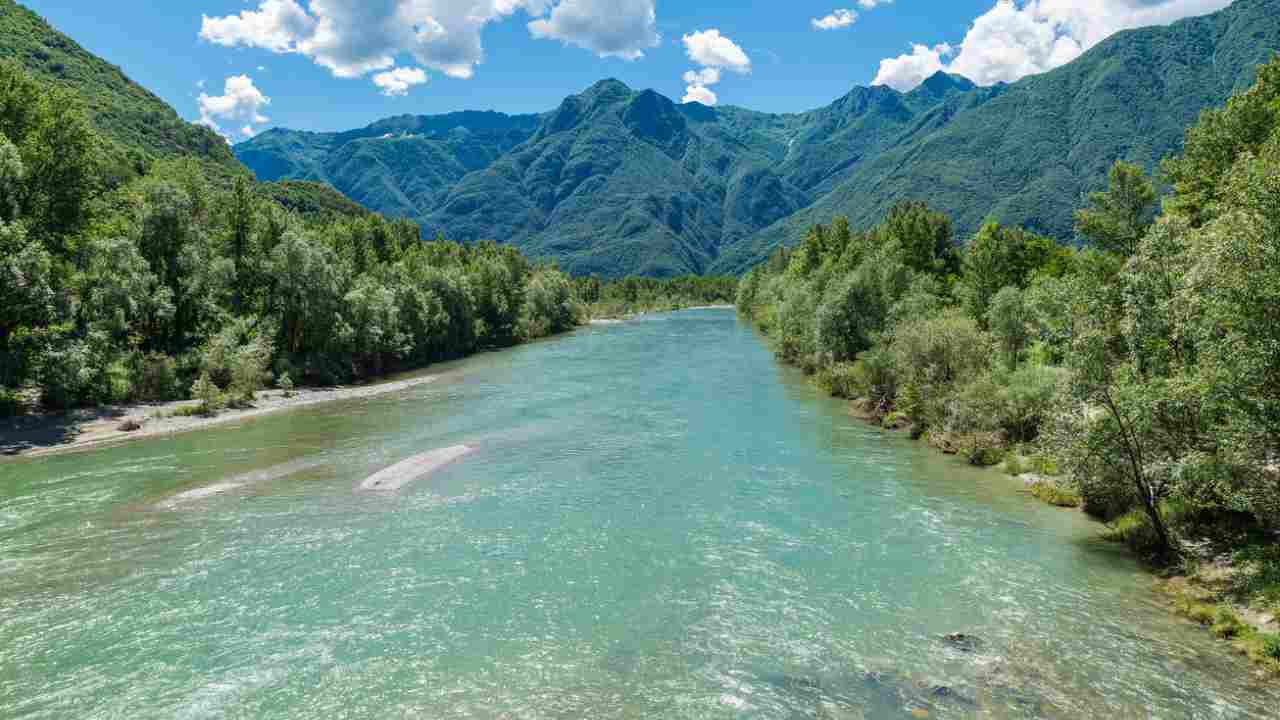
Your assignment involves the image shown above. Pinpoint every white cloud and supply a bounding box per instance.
[812,0,893,30]
[682,84,718,106]
[200,0,660,93]
[872,43,954,91]
[682,29,752,73]
[200,0,316,53]
[373,66,429,96]
[873,0,1234,91]
[197,75,271,141]
[682,68,722,87]
[812,9,858,30]
[679,29,751,107]
[528,0,660,60]
[681,67,722,104]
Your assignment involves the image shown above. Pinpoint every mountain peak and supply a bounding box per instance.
[915,71,976,98]
[584,78,633,97]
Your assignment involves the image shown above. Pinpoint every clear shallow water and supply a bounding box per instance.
[1,309,1276,719]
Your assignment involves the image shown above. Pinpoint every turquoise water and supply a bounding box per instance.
[2,309,1277,718]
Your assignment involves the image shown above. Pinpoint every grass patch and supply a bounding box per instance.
[1101,509,1170,559]
[1263,634,1280,660]
[1159,553,1280,676]
[1028,481,1081,508]
[1211,606,1248,639]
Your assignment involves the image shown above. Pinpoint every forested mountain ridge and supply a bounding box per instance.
[716,0,1280,273]
[238,111,542,221]
[0,0,233,172]
[237,0,1280,278]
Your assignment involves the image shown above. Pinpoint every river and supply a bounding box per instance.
[1,309,1276,718]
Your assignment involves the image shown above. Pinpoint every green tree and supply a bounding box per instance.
[959,222,1056,323]
[341,273,410,377]
[1164,58,1280,226]
[1074,160,1157,257]
[224,175,258,313]
[269,232,348,357]
[890,309,991,429]
[987,286,1030,370]
[882,200,957,276]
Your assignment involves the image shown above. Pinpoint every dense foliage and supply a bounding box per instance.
[237,0,1280,279]
[577,275,737,318]
[0,64,584,414]
[0,0,233,178]
[738,58,1280,562]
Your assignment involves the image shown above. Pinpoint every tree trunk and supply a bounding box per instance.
[1139,489,1174,562]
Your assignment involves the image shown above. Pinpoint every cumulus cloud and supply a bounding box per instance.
[682,29,752,73]
[200,0,660,94]
[197,75,271,141]
[812,1,893,31]
[373,67,429,96]
[528,0,660,60]
[200,0,316,53]
[873,0,1234,91]
[812,9,858,30]
[682,84,718,106]
[872,43,954,92]
[679,29,751,106]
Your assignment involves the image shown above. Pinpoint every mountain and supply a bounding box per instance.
[237,0,1280,278]
[239,111,542,220]
[0,0,370,214]
[713,0,1280,274]
[0,0,233,169]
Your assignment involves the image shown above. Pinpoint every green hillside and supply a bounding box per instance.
[0,0,233,169]
[238,112,542,221]
[235,0,1280,277]
[712,0,1280,273]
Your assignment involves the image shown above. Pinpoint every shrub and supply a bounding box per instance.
[1028,480,1082,508]
[815,362,861,399]
[517,267,584,341]
[278,371,295,398]
[1102,509,1169,559]
[1004,453,1031,476]
[227,349,270,408]
[132,352,179,401]
[190,372,225,417]
[36,334,106,409]
[890,309,991,429]
[772,280,820,370]
[1262,634,1280,660]
[956,433,1006,467]
[104,357,133,404]
[1185,602,1217,626]
[1211,607,1247,639]
[200,317,276,388]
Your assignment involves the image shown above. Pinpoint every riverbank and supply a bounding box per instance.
[588,302,735,321]
[1,308,729,460]
[0,375,440,460]
[845,386,1280,677]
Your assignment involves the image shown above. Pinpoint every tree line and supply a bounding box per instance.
[737,59,1280,562]
[0,61,585,415]
[575,275,738,318]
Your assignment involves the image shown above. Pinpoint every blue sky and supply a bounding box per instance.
[24,1,1234,139]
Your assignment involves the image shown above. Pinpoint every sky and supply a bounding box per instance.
[24,0,1234,141]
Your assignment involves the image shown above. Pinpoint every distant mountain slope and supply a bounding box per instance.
[711,0,1280,274]
[236,0,1280,277]
[239,112,541,221]
[0,0,233,169]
